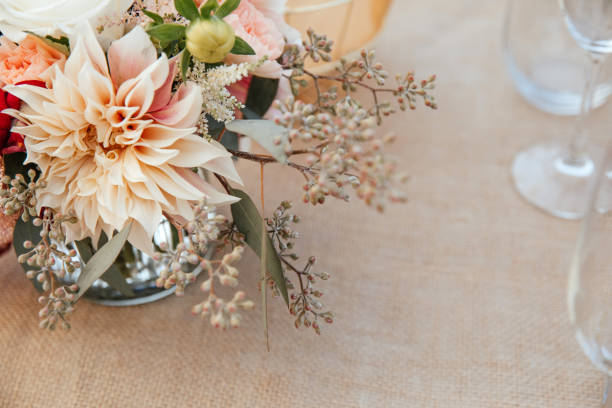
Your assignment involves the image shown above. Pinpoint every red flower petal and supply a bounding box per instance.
[0,90,7,111]
[0,114,11,130]
[6,93,20,110]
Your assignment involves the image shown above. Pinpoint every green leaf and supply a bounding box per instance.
[200,0,218,17]
[75,222,132,300]
[245,76,279,117]
[215,0,241,18]
[230,188,288,305]
[225,120,288,164]
[230,36,255,55]
[146,24,186,43]
[174,0,200,21]
[143,9,164,24]
[13,217,44,293]
[75,238,134,298]
[180,48,191,81]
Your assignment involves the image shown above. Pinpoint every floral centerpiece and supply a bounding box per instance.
[0,0,436,336]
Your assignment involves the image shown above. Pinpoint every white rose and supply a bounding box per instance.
[0,0,134,43]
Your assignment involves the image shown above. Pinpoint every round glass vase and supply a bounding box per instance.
[56,218,205,307]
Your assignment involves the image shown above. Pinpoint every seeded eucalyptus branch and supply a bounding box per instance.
[266,201,333,335]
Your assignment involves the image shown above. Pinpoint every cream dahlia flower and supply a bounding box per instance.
[5,23,242,254]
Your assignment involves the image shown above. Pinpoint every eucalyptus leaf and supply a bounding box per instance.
[143,9,164,24]
[146,24,186,43]
[75,238,134,298]
[200,0,218,17]
[215,0,241,18]
[230,188,288,305]
[230,36,255,55]
[174,0,200,21]
[225,120,288,164]
[13,217,43,292]
[75,222,132,300]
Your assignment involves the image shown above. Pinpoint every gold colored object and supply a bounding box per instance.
[186,17,236,63]
[285,0,392,74]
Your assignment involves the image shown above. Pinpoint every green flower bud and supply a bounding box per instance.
[186,17,235,63]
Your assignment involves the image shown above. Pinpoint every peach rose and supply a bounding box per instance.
[0,36,67,85]
[223,0,286,78]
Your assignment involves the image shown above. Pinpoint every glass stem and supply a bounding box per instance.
[566,52,607,166]
[604,375,612,407]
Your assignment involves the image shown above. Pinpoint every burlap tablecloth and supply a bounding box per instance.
[0,1,606,406]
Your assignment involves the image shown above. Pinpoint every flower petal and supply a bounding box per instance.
[108,25,159,88]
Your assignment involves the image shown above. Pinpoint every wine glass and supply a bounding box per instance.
[568,139,612,406]
[503,0,612,115]
[511,0,612,219]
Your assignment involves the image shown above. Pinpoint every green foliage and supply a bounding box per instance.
[2,152,34,180]
[215,0,241,19]
[174,0,200,21]
[230,36,255,56]
[75,222,132,300]
[207,116,238,151]
[44,35,70,53]
[181,48,192,81]
[142,9,164,25]
[229,188,289,305]
[200,0,218,17]
[146,23,186,46]
[245,76,279,118]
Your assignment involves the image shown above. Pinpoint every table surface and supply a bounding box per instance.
[0,1,606,407]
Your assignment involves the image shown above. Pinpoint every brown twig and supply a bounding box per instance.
[216,128,226,143]
[226,148,317,178]
[214,173,232,194]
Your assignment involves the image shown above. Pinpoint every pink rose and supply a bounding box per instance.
[0,35,66,85]
[223,0,286,78]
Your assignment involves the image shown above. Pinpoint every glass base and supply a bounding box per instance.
[511,140,604,219]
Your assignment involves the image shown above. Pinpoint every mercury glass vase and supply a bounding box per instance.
[54,218,204,306]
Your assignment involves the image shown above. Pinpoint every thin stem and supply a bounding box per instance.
[280,256,306,293]
[214,173,231,194]
[566,52,607,166]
